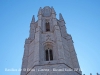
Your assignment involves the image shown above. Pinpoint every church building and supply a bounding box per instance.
[20,6,82,75]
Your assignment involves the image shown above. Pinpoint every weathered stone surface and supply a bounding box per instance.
[20,6,81,75]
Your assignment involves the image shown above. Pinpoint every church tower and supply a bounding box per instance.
[20,6,82,75]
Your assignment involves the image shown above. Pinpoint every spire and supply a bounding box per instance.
[38,7,42,15]
[31,15,35,23]
[59,13,65,24]
[51,6,56,14]
[59,13,64,21]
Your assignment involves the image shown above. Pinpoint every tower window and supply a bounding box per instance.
[49,49,53,60]
[45,50,49,61]
[45,22,50,31]
[45,48,53,61]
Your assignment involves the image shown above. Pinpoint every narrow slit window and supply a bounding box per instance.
[46,22,50,31]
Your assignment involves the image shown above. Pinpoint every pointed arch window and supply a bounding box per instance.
[45,22,50,32]
[45,45,53,61]
[45,48,53,61]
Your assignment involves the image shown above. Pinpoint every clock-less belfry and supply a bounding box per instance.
[20,6,82,75]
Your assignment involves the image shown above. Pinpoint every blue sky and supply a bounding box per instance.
[0,0,100,75]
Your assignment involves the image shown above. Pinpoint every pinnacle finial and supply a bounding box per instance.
[90,73,92,75]
[59,13,65,24]
[51,6,56,14]
[31,15,35,23]
[38,7,42,15]
[59,13,64,21]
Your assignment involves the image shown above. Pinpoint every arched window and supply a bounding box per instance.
[45,44,53,61]
[45,22,50,31]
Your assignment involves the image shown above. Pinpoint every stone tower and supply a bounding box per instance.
[20,6,81,75]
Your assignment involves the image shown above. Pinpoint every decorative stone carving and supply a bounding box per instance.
[42,6,51,17]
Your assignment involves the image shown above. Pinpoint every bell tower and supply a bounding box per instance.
[20,6,82,75]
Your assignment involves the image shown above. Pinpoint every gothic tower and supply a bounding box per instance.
[20,6,82,75]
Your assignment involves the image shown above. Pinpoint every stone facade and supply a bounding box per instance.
[20,6,82,75]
